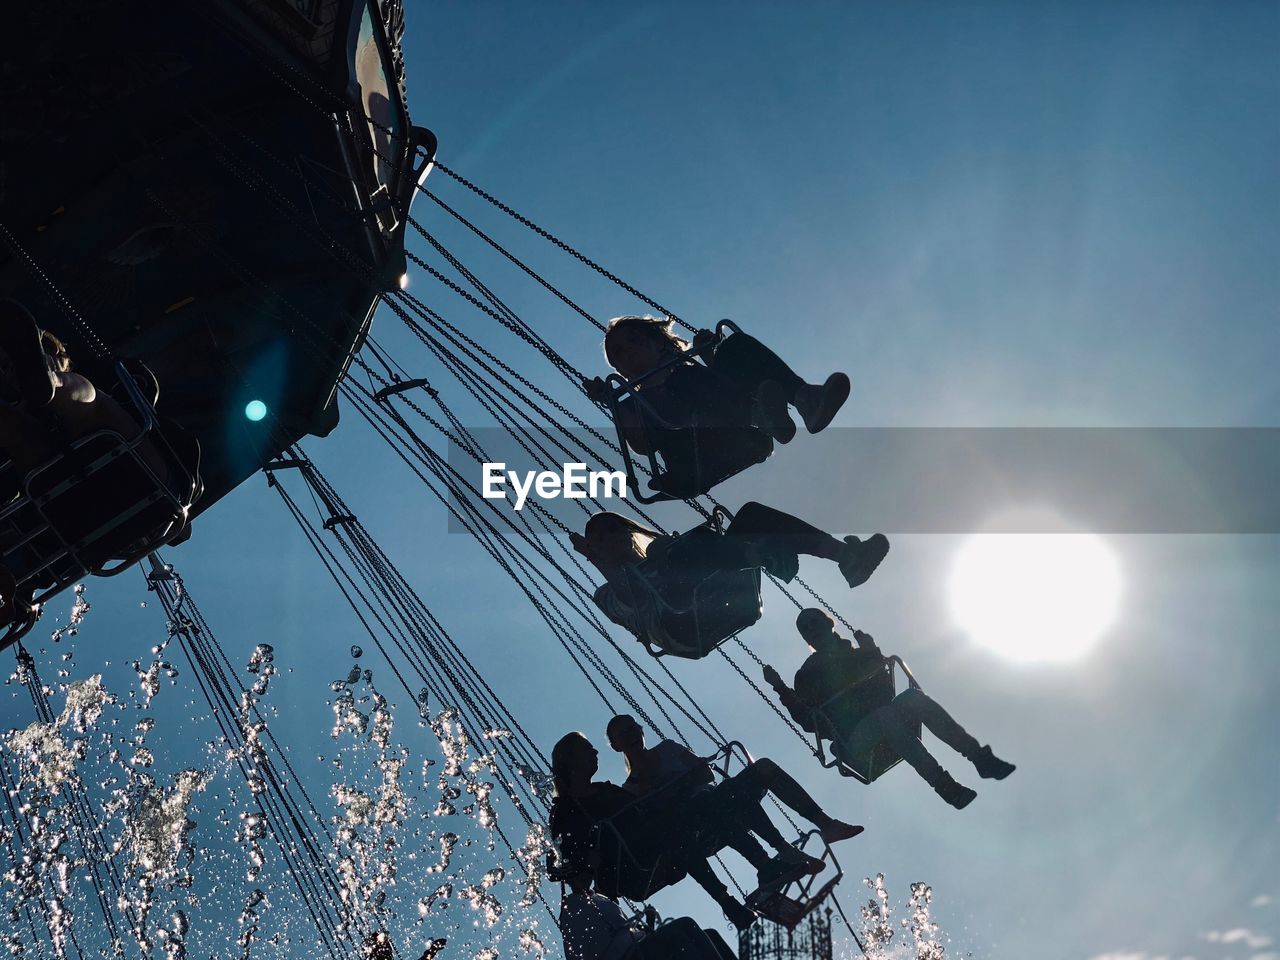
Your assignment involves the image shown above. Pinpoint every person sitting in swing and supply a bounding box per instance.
[763,609,1016,809]
[550,728,862,931]
[582,316,850,496]
[604,714,860,892]
[0,299,183,628]
[548,730,757,929]
[0,300,153,474]
[570,504,889,651]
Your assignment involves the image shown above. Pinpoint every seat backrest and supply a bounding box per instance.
[620,533,762,658]
[818,659,920,782]
[606,329,775,504]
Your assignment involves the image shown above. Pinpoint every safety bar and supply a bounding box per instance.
[624,564,762,660]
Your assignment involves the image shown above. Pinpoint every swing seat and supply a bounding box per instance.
[606,320,774,504]
[591,793,690,901]
[744,829,842,931]
[813,655,921,785]
[1,361,202,648]
[595,512,763,659]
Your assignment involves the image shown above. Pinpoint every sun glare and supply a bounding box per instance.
[949,530,1122,663]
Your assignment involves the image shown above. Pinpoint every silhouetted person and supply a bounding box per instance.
[0,300,163,476]
[605,714,852,891]
[572,505,888,652]
[557,870,644,960]
[0,300,187,630]
[764,609,1015,809]
[583,317,850,496]
[547,731,756,929]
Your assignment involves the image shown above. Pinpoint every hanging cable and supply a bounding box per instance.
[144,563,361,959]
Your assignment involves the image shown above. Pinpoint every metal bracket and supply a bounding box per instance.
[372,378,433,402]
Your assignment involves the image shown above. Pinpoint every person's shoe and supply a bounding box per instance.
[933,773,977,809]
[756,856,817,890]
[838,533,890,588]
[971,745,1016,780]
[795,372,851,434]
[724,901,757,931]
[752,379,797,444]
[819,820,864,844]
[775,844,828,872]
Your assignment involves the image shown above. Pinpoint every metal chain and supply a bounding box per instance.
[0,222,113,361]
[719,639,819,757]
[431,161,693,332]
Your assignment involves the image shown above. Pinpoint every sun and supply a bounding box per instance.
[948,527,1122,663]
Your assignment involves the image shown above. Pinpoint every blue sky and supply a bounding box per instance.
[4,3,1278,959]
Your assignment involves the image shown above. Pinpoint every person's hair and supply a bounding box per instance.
[584,512,660,573]
[565,870,594,896]
[606,714,641,777]
[605,714,633,746]
[551,732,588,798]
[40,331,71,374]
[796,607,833,643]
[603,315,690,371]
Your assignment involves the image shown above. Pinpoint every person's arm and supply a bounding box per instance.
[852,629,882,655]
[763,665,817,732]
[56,370,95,404]
[668,742,714,786]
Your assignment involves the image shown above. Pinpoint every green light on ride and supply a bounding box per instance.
[244,400,268,422]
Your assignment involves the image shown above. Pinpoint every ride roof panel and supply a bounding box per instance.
[0,0,430,519]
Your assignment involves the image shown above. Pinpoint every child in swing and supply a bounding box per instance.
[583,317,850,497]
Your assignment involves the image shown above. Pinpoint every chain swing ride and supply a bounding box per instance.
[0,3,959,958]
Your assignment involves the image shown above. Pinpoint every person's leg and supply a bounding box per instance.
[852,699,976,808]
[709,332,850,435]
[853,704,948,786]
[740,804,791,855]
[727,502,842,562]
[722,828,774,871]
[727,502,888,588]
[685,858,754,930]
[709,334,804,399]
[727,759,861,843]
[893,689,1015,780]
[691,787,820,883]
[891,688,980,757]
